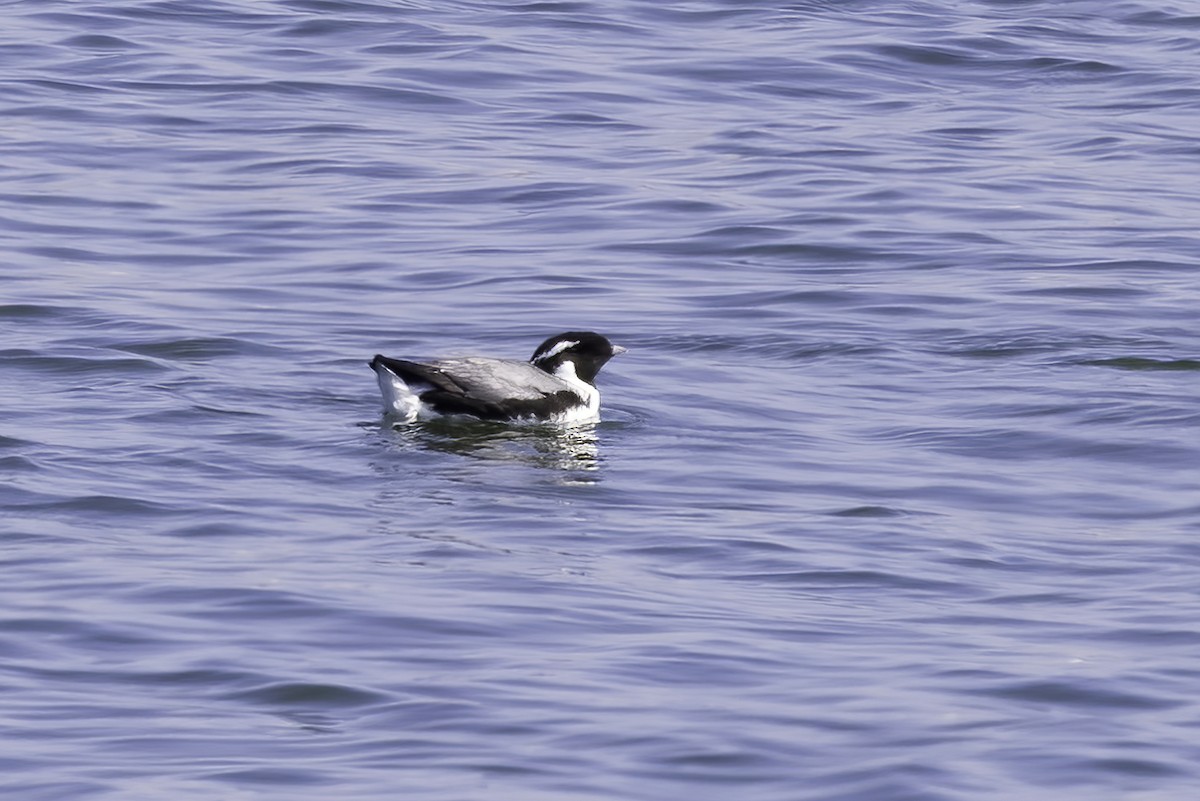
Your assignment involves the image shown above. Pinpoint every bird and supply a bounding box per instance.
[369,331,625,424]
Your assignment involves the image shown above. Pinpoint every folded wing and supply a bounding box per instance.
[372,356,583,420]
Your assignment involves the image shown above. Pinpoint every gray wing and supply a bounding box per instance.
[432,358,570,403]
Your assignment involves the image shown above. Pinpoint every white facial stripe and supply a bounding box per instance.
[534,339,579,362]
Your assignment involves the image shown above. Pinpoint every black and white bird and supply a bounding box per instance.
[369,331,625,424]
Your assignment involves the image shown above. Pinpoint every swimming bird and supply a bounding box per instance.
[369,331,625,424]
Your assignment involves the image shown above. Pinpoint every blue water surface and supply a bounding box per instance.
[3,1,1200,799]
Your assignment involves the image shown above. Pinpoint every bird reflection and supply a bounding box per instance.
[380,418,601,472]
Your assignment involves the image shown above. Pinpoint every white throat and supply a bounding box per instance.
[550,360,600,415]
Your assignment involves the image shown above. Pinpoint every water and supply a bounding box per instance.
[3,1,1200,798]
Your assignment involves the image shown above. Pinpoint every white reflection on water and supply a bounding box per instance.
[379,418,601,473]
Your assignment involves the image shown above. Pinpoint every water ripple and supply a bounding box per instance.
[5,0,1200,799]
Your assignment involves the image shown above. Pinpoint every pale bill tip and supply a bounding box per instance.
[612,345,628,355]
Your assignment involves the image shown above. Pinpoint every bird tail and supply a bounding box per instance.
[369,355,424,422]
